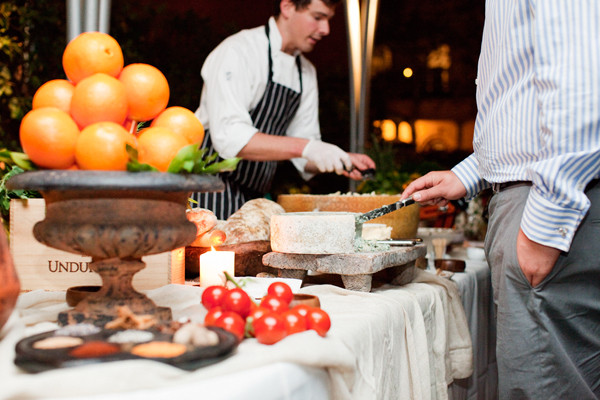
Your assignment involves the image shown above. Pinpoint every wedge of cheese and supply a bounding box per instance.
[361,223,392,240]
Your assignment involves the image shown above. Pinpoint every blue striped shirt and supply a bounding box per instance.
[452,0,600,252]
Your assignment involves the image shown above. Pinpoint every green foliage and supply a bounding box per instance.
[0,149,38,229]
[0,0,65,151]
[0,165,40,223]
[0,149,35,171]
[126,143,240,175]
[356,136,445,194]
[357,138,413,194]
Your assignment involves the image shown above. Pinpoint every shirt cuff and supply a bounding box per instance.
[451,154,490,198]
[521,186,586,252]
[290,157,314,181]
[213,124,259,159]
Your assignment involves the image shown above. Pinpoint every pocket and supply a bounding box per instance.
[510,233,536,289]
[516,238,564,290]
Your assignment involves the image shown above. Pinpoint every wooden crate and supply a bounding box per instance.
[9,199,184,292]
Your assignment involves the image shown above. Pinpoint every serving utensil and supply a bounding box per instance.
[376,239,423,246]
[353,196,416,240]
[356,196,415,225]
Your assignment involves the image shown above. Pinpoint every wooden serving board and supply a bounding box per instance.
[262,244,426,292]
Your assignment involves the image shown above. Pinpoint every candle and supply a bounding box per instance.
[199,247,235,287]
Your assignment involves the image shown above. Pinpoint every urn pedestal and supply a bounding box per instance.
[7,170,223,326]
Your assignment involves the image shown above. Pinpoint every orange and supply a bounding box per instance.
[32,79,75,113]
[137,126,188,172]
[62,32,124,84]
[151,106,205,144]
[19,107,80,169]
[118,63,170,122]
[75,122,136,170]
[70,73,128,129]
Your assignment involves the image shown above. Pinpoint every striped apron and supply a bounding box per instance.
[191,23,303,220]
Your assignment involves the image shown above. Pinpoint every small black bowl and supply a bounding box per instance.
[434,259,466,273]
[66,285,101,307]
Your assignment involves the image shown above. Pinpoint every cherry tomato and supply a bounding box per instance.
[267,281,293,304]
[253,313,287,345]
[245,307,273,337]
[215,311,245,342]
[260,294,289,314]
[248,306,272,322]
[204,306,224,326]
[201,285,228,310]
[282,309,307,335]
[291,304,312,318]
[222,288,252,318]
[306,308,331,337]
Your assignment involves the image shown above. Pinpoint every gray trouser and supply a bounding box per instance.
[484,180,600,400]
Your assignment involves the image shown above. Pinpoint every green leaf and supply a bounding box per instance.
[0,165,41,221]
[0,150,35,171]
[180,160,195,173]
[126,144,139,161]
[10,152,34,170]
[163,143,239,175]
[125,144,159,172]
[126,160,158,172]
[167,143,200,173]
[198,157,241,174]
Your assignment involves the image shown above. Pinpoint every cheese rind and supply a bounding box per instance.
[270,212,357,254]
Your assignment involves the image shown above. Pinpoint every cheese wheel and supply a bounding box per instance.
[270,212,357,254]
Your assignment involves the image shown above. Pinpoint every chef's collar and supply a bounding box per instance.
[268,16,302,58]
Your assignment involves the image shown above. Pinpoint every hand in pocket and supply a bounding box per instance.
[516,229,560,287]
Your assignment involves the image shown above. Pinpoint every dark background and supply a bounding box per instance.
[0,0,485,195]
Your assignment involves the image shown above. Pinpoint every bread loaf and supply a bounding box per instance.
[221,198,285,245]
[186,208,217,236]
[192,228,226,247]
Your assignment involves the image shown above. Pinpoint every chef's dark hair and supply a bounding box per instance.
[273,0,342,17]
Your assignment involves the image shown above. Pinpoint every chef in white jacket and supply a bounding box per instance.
[191,0,375,219]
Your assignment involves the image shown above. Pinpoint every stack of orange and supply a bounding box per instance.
[20,32,205,172]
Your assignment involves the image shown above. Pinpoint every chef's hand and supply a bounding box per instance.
[302,139,353,175]
[401,170,467,206]
[341,153,376,180]
[516,229,560,287]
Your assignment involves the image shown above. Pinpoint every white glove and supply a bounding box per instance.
[302,139,353,174]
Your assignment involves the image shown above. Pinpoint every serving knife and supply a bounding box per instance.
[355,196,416,225]
[376,239,423,246]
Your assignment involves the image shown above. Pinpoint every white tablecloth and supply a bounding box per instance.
[0,269,473,400]
[448,253,498,400]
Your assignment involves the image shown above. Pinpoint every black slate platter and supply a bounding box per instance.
[14,326,238,373]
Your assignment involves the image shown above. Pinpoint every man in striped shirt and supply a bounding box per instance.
[402,1,600,398]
